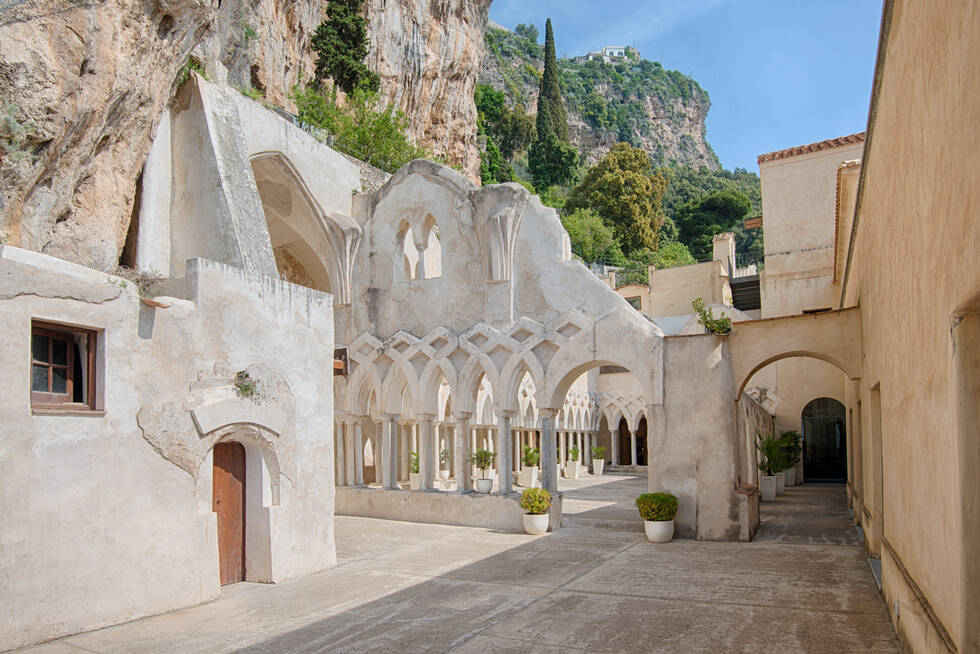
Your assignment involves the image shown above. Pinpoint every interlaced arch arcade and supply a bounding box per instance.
[334,160,668,500]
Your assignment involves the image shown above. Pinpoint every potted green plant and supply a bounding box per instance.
[408,451,420,490]
[756,432,786,502]
[520,445,540,487]
[469,449,496,493]
[565,446,581,479]
[439,447,450,480]
[780,430,802,486]
[591,445,606,475]
[520,488,551,534]
[636,492,678,542]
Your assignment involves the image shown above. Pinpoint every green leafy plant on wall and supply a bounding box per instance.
[567,446,580,461]
[692,297,732,334]
[520,488,551,515]
[409,451,420,474]
[1,100,36,163]
[779,431,802,468]
[174,58,206,87]
[234,370,260,401]
[635,492,678,521]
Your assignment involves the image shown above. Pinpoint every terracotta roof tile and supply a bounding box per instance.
[757,132,865,164]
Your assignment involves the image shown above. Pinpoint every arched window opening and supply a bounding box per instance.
[397,223,419,281]
[422,214,442,279]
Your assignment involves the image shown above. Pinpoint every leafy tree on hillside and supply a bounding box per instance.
[496,105,536,160]
[312,0,379,93]
[514,23,539,43]
[566,143,667,255]
[674,189,752,261]
[562,208,614,263]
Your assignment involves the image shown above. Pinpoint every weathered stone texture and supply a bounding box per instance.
[365,0,491,183]
[0,0,488,270]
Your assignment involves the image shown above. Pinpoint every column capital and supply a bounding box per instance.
[538,407,560,419]
[496,408,516,418]
[381,413,399,422]
[416,413,436,423]
[453,411,473,421]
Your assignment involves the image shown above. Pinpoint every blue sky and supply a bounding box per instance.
[488,1,883,171]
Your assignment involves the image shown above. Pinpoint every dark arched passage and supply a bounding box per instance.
[802,397,846,481]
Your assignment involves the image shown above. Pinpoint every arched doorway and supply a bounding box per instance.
[213,441,246,585]
[802,398,846,481]
[635,416,648,466]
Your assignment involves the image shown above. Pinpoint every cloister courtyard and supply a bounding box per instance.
[21,476,898,653]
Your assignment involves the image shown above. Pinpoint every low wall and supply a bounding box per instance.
[336,487,563,533]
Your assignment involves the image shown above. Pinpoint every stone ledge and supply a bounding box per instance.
[336,486,562,533]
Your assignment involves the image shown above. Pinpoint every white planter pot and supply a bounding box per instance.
[785,468,796,487]
[519,467,539,487]
[439,468,450,481]
[761,475,777,502]
[564,461,581,479]
[409,472,420,490]
[776,471,786,494]
[644,519,674,543]
[523,513,549,535]
[474,478,493,493]
[592,460,605,476]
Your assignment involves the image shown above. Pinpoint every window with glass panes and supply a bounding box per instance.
[30,321,97,409]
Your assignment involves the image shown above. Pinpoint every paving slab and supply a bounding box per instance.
[18,485,897,654]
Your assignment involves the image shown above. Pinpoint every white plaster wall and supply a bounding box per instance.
[649,261,728,317]
[0,248,335,650]
[659,333,743,541]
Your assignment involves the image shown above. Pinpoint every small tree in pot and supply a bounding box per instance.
[469,449,496,493]
[636,492,678,542]
[779,430,802,486]
[520,488,551,534]
[520,445,540,487]
[565,446,581,479]
[756,432,787,502]
[591,445,606,475]
[408,451,420,490]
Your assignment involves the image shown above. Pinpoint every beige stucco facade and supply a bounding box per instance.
[836,1,980,649]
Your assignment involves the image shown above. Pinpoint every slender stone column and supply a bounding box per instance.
[496,411,514,494]
[353,419,365,485]
[455,413,472,492]
[540,409,559,493]
[630,428,637,466]
[578,432,584,463]
[415,243,426,279]
[399,422,410,482]
[344,418,356,487]
[514,430,521,472]
[611,428,619,465]
[382,414,399,489]
[335,421,346,486]
[419,415,436,490]
[559,431,566,466]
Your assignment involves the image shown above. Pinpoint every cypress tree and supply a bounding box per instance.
[312,0,379,94]
[536,18,568,143]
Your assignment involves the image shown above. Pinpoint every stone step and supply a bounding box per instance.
[561,515,644,532]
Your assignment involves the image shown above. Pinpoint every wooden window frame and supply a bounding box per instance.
[30,320,98,413]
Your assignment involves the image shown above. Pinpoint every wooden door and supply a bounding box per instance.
[213,442,246,585]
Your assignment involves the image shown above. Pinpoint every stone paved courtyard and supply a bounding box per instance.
[21,480,898,653]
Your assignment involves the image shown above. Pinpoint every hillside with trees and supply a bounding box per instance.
[477,21,764,281]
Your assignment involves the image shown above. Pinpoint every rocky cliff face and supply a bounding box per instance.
[364,0,490,182]
[0,0,487,270]
[480,26,719,170]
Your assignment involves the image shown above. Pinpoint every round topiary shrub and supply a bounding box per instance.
[520,488,551,515]
[635,492,678,521]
